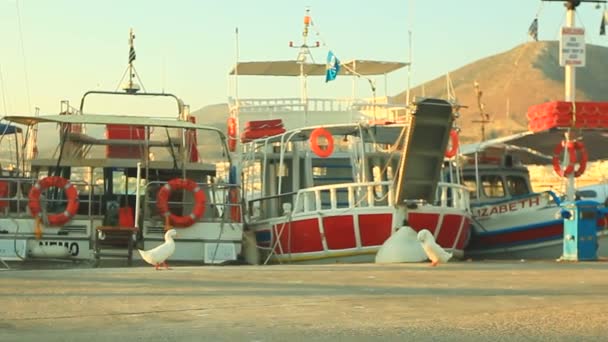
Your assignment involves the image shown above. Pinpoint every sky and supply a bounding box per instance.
[1,0,608,116]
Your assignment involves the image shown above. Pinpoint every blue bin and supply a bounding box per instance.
[561,200,600,261]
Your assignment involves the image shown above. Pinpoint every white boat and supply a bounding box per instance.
[0,31,243,264]
[229,10,471,264]
[458,128,608,260]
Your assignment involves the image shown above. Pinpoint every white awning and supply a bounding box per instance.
[229,60,409,76]
[3,114,223,133]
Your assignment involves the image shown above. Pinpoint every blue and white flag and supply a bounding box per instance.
[325,50,340,82]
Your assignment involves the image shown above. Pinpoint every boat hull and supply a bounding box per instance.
[249,207,470,264]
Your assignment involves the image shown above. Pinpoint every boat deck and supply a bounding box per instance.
[1,261,608,341]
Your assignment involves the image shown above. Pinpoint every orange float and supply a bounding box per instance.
[444,129,459,158]
[28,176,79,226]
[156,178,206,227]
[310,127,334,158]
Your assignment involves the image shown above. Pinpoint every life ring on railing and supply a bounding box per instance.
[572,141,588,178]
[228,187,241,222]
[28,176,79,226]
[444,129,459,158]
[227,117,237,152]
[156,178,206,227]
[552,140,577,177]
[310,127,334,158]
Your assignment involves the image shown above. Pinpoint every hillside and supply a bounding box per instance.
[195,41,608,144]
[395,41,608,143]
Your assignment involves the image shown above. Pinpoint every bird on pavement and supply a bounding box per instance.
[138,229,177,270]
[417,229,453,267]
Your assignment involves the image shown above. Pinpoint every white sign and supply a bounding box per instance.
[560,27,585,67]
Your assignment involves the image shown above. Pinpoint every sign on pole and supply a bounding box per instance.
[560,27,586,67]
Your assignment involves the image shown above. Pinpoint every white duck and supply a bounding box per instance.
[417,229,453,267]
[138,229,177,270]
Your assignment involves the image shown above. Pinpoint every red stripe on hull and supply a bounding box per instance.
[435,214,463,247]
[408,212,439,235]
[456,218,472,249]
[358,214,392,247]
[273,218,322,254]
[472,222,563,248]
[323,216,356,249]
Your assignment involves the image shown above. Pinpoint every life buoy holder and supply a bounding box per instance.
[0,180,9,208]
[572,141,588,178]
[227,117,237,152]
[228,187,241,222]
[156,178,206,227]
[310,127,334,158]
[445,129,459,158]
[28,176,79,226]
[552,140,577,177]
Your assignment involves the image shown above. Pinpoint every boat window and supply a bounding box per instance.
[506,176,530,196]
[481,175,505,198]
[462,176,477,200]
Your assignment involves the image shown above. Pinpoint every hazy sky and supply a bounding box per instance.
[1,0,607,116]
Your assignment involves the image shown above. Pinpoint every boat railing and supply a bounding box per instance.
[246,180,470,220]
[144,180,242,225]
[434,182,471,212]
[0,177,103,221]
[230,97,400,114]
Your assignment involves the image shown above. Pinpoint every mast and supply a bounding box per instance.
[472,81,490,142]
[290,8,320,122]
[122,28,140,94]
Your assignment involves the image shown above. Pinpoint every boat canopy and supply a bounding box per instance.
[3,114,223,133]
[0,123,22,135]
[460,128,608,164]
[229,60,409,77]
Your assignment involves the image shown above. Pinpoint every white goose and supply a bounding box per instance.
[417,229,453,267]
[138,229,177,270]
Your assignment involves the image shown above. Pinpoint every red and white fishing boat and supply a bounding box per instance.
[0,30,243,265]
[229,10,471,264]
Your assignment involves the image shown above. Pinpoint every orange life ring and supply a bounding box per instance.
[227,117,237,152]
[445,129,459,158]
[156,178,206,227]
[572,141,588,178]
[28,176,79,226]
[552,140,577,177]
[228,187,241,222]
[310,127,334,158]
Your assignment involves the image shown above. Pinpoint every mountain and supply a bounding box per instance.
[394,41,608,143]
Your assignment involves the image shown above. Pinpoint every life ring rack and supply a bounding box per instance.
[156,178,206,228]
[227,117,237,152]
[28,176,79,226]
[228,187,241,222]
[310,127,334,158]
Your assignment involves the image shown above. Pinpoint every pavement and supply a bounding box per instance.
[1,260,608,341]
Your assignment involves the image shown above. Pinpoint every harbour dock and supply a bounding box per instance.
[1,261,608,341]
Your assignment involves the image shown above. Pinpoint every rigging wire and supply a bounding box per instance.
[0,65,8,115]
[15,0,32,114]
